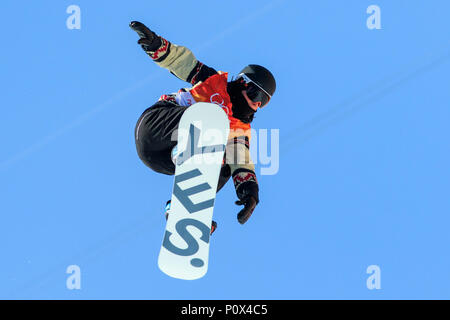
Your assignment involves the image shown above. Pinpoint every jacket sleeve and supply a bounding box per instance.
[145,37,217,85]
[226,135,259,202]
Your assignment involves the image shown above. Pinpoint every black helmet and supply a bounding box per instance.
[237,64,276,107]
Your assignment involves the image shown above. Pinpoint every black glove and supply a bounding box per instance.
[235,196,257,225]
[129,21,162,52]
[235,181,259,224]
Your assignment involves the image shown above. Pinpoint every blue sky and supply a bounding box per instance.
[1,0,449,299]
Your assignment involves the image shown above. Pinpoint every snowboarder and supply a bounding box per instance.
[130,21,276,234]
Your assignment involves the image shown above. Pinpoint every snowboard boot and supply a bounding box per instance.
[164,200,217,235]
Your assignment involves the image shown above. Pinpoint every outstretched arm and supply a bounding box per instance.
[130,21,217,85]
[226,135,260,224]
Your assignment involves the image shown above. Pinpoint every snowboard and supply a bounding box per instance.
[158,102,230,280]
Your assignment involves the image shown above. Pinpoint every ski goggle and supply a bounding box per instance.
[237,73,271,107]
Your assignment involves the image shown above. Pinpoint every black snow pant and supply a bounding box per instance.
[134,100,231,191]
[135,100,187,176]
